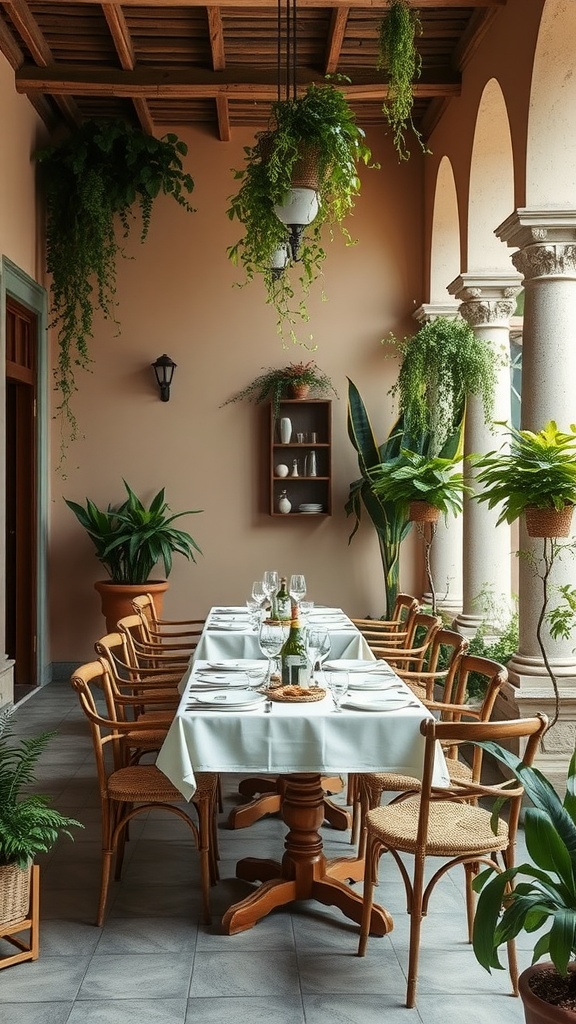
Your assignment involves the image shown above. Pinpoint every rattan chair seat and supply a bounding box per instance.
[366,795,508,857]
[444,756,473,783]
[107,765,216,804]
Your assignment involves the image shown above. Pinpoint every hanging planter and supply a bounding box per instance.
[408,501,440,524]
[227,81,374,343]
[377,0,429,160]
[35,118,195,454]
[525,504,574,539]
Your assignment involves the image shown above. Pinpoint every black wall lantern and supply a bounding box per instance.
[152,354,177,402]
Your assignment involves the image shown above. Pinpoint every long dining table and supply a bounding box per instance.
[156,605,449,936]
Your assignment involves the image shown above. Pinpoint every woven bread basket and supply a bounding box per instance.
[525,504,574,538]
[408,501,440,524]
[0,863,31,929]
[266,685,326,703]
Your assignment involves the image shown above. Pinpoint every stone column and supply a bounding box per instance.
[413,303,463,616]
[447,275,522,637]
[496,210,576,785]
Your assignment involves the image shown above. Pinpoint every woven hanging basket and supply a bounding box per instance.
[288,383,310,399]
[409,501,440,524]
[525,505,574,538]
[259,136,322,191]
[0,863,31,929]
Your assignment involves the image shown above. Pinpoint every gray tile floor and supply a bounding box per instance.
[1,681,531,1023]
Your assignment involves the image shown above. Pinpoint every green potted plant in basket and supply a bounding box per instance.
[65,480,202,631]
[0,706,82,964]
[36,118,195,452]
[221,360,337,420]
[227,80,374,342]
[472,739,576,1022]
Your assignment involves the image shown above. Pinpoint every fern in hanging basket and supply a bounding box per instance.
[227,80,375,343]
[35,118,195,449]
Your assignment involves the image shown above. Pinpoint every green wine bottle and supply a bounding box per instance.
[276,576,291,621]
[281,611,307,686]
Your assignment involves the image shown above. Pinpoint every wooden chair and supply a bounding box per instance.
[366,611,442,669]
[358,714,548,1008]
[70,660,219,926]
[352,594,420,650]
[117,613,193,669]
[356,652,508,857]
[132,592,205,647]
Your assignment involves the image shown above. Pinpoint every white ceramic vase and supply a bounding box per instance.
[279,417,292,444]
[278,492,291,514]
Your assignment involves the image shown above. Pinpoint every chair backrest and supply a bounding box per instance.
[400,627,469,701]
[433,654,509,780]
[131,593,205,640]
[70,660,128,776]
[354,601,422,652]
[120,609,201,654]
[417,714,548,851]
[369,612,442,670]
[116,615,191,669]
[132,593,160,628]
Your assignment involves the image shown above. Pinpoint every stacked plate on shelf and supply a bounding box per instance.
[299,503,323,514]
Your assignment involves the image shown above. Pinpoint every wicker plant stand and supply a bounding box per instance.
[0,864,40,969]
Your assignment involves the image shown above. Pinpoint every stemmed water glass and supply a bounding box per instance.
[262,570,280,614]
[326,671,349,713]
[251,580,267,608]
[289,574,307,607]
[258,619,287,685]
[306,626,330,684]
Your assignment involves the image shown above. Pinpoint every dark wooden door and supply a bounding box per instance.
[6,295,37,687]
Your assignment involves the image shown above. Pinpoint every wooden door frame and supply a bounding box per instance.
[1,257,48,689]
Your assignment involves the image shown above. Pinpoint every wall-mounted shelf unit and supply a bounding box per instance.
[269,399,332,518]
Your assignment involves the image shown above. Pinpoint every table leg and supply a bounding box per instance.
[221,773,393,936]
[228,774,351,831]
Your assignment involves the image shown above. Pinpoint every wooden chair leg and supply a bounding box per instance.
[358,833,377,957]
[406,855,425,1008]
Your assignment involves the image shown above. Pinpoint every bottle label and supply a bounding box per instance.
[282,655,307,686]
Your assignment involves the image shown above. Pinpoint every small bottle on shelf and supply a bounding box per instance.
[281,607,308,686]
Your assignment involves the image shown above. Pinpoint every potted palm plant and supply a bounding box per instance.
[227,80,374,341]
[221,360,337,420]
[472,420,576,537]
[472,740,576,1021]
[65,481,202,630]
[0,706,82,961]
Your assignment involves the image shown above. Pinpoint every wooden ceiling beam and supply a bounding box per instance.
[325,7,348,76]
[17,0,507,8]
[215,94,231,140]
[16,63,461,98]
[207,7,226,72]
[102,3,155,133]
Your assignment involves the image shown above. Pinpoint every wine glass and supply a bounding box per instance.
[258,619,286,684]
[289,574,307,607]
[251,580,267,607]
[262,570,280,613]
[306,626,329,684]
[326,671,349,713]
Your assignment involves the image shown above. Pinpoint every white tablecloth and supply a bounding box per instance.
[192,606,372,663]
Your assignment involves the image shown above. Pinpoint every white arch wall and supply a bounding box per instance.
[429,158,460,301]
[468,79,515,271]
[527,0,576,205]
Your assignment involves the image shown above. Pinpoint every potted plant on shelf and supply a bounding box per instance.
[472,740,576,1021]
[222,360,337,420]
[65,481,202,630]
[227,80,374,342]
[36,118,195,452]
[0,706,82,966]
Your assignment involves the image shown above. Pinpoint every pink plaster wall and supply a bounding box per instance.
[49,125,424,660]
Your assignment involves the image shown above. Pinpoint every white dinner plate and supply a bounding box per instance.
[208,623,246,631]
[187,689,266,711]
[341,695,421,712]
[207,660,265,672]
[347,678,403,691]
[323,659,385,672]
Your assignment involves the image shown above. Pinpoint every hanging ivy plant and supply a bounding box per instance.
[385,316,502,456]
[227,80,374,344]
[35,118,195,448]
[377,0,429,160]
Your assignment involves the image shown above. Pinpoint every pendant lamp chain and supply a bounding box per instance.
[277,0,298,103]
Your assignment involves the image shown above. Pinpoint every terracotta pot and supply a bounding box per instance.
[288,383,310,399]
[0,863,31,929]
[408,501,440,524]
[519,962,576,1023]
[94,580,169,632]
[525,505,574,538]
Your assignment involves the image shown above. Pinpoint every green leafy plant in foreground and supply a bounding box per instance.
[473,742,576,988]
[0,707,83,869]
[65,481,202,584]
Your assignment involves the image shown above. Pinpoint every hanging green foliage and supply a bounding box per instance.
[35,118,195,450]
[386,316,502,456]
[377,0,429,160]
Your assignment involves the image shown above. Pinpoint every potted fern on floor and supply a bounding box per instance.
[0,707,82,968]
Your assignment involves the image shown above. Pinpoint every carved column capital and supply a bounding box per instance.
[512,242,576,280]
[447,273,523,327]
[413,302,460,325]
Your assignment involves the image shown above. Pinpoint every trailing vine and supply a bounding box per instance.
[377,0,429,160]
[385,317,502,456]
[35,118,195,451]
